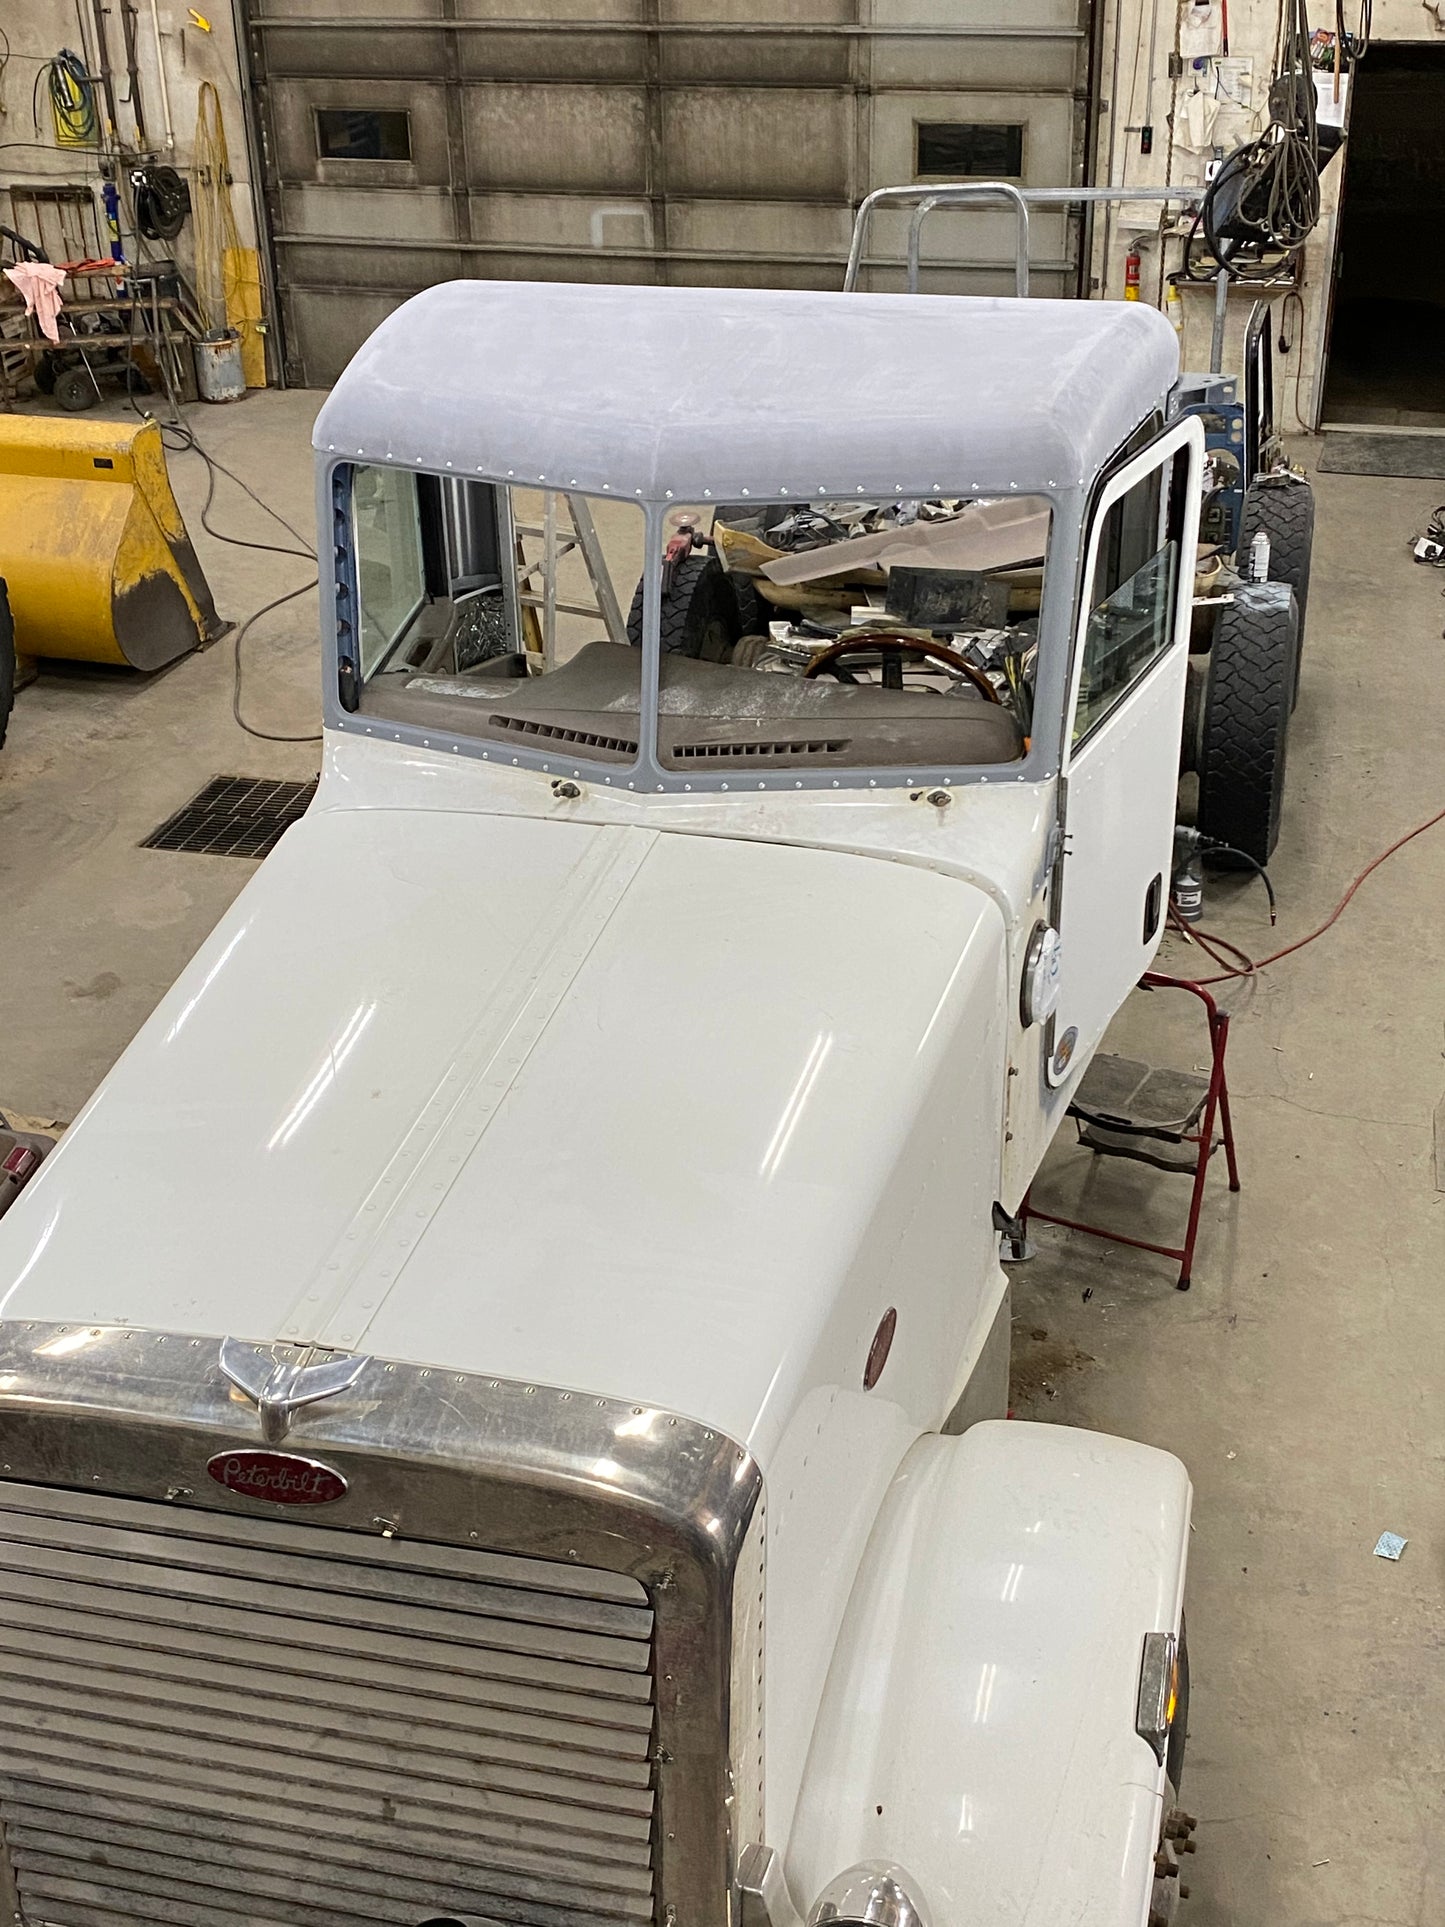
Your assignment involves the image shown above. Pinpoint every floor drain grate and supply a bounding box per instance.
[141,775,318,859]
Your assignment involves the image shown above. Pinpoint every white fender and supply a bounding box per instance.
[785,1420,1192,1927]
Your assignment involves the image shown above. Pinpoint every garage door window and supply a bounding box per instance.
[916,122,1024,180]
[316,109,412,163]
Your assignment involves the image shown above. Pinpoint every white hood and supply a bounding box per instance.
[0,805,1003,1461]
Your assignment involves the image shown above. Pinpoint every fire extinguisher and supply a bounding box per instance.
[1124,246,1141,301]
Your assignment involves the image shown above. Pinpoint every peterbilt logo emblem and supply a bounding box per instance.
[207,1449,348,1505]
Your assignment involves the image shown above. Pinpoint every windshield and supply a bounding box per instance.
[651,495,1047,775]
[345,468,643,759]
[341,468,1050,783]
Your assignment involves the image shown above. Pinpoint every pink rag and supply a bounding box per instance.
[4,262,68,344]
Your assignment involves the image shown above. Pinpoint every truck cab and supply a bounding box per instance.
[0,282,1201,1927]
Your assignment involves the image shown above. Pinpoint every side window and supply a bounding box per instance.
[355,466,427,677]
[1073,449,1188,745]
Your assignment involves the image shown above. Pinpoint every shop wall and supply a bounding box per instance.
[1091,0,1444,425]
[1,0,258,320]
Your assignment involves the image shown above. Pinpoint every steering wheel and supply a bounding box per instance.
[802,632,1002,704]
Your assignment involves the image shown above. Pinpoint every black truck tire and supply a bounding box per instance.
[0,579,15,753]
[1166,1620,1191,1797]
[730,575,766,641]
[1238,477,1314,707]
[626,553,742,661]
[1196,581,1297,867]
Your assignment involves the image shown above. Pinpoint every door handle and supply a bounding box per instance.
[1143,871,1163,941]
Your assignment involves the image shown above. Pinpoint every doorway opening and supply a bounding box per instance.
[1321,42,1445,428]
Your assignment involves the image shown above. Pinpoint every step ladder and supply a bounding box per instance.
[1023,972,1240,1291]
[512,492,628,667]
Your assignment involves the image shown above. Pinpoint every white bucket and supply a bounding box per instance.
[193,331,246,403]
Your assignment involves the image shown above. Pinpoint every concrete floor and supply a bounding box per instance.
[1,390,324,1120]
[1014,465,1445,1926]
[2,390,1443,1926]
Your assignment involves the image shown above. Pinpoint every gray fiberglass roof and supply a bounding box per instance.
[314,280,1181,504]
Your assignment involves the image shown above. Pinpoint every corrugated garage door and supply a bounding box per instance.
[241,0,1094,386]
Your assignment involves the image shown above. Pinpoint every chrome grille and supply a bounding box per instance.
[0,1482,657,1927]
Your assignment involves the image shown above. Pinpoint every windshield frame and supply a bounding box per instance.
[321,458,1085,793]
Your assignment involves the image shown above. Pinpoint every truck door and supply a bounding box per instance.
[1046,416,1204,1089]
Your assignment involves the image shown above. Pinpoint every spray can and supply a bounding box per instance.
[1124,247,1141,301]
[1173,858,1204,924]
[1166,281,1183,337]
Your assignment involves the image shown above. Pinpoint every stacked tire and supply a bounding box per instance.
[1196,581,1298,866]
[1192,474,1315,866]
[1237,476,1314,706]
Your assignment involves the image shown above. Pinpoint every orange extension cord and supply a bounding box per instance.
[1172,802,1445,986]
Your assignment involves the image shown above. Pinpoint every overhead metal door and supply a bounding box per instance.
[242,0,1094,385]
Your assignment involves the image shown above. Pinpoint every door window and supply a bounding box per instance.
[1073,452,1187,745]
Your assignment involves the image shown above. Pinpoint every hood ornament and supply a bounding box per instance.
[219,1337,370,1444]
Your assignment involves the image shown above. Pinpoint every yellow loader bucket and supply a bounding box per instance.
[0,415,224,671]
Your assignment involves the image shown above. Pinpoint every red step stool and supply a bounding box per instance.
[1022,971,1240,1291]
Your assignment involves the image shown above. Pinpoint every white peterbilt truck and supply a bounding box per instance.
[0,282,1216,1927]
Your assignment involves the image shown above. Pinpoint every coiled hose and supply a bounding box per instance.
[35,49,97,146]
